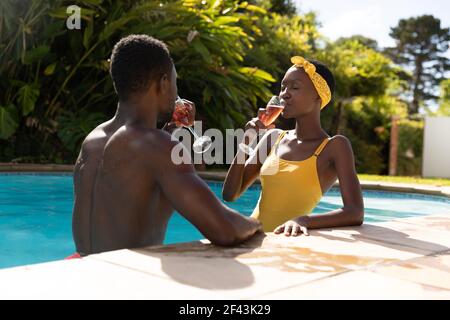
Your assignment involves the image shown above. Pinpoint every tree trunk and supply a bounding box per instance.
[389,116,400,176]
[410,58,424,115]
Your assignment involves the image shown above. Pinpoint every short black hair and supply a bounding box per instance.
[309,59,335,107]
[110,34,174,101]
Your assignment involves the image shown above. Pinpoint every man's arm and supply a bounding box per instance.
[148,133,261,245]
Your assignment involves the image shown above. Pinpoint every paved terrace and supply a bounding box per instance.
[1,214,449,299]
[1,165,449,299]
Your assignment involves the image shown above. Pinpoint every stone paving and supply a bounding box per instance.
[1,215,448,299]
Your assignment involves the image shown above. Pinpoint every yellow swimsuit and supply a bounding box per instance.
[251,131,331,232]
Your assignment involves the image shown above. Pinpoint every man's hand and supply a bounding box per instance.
[162,122,178,134]
[248,216,264,232]
[274,218,309,237]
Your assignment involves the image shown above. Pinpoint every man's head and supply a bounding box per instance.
[110,35,177,117]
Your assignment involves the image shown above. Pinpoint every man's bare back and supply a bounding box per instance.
[73,119,174,254]
[72,35,260,256]
[73,118,261,255]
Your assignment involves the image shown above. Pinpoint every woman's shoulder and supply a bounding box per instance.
[254,129,286,156]
[261,128,285,143]
[327,135,354,156]
[329,134,351,144]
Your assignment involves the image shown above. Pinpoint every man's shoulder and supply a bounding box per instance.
[80,123,183,163]
[136,128,192,172]
[117,127,185,164]
[80,122,112,152]
[134,128,178,152]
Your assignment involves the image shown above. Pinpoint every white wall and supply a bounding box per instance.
[422,117,450,178]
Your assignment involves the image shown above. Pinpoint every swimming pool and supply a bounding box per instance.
[1,173,449,269]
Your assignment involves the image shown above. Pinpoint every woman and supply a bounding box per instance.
[223,56,364,236]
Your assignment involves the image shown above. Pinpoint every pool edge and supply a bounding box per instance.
[1,164,449,198]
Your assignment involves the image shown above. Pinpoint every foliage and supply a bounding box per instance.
[385,15,450,114]
[0,0,434,176]
[437,79,450,116]
[0,0,275,162]
[335,35,379,51]
[339,96,408,174]
[320,40,399,98]
[251,0,297,16]
[244,11,320,90]
[57,109,107,153]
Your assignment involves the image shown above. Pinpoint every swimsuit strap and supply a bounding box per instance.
[314,137,331,157]
[270,131,287,155]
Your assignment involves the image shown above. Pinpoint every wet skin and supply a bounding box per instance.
[72,66,261,256]
[223,66,364,236]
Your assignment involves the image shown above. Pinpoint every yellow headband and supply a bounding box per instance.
[291,56,331,109]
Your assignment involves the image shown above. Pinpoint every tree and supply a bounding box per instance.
[249,0,297,16]
[437,79,450,116]
[335,35,379,51]
[0,0,276,162]
[386,15,450,115]
[244,11,320,86]
[269,0,297,16]
[317,40,407,174]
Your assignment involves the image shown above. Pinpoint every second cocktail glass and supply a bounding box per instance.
[171,96,212,153]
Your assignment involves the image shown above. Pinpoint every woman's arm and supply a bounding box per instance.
[222,118,281,202]
[274,135,364,236]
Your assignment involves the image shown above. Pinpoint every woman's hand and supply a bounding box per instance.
[274,219,309,237]
[244,109,276,132]
[243,110,275,144]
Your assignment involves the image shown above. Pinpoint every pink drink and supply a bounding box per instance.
[171,99,192,127]
[259,105,284,126]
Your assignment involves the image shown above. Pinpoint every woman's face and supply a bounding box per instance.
[279,67,321,119]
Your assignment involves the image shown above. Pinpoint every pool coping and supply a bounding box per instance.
[0,163,73,172]
[197,171,450,197]
[1,164,449,198]
[0,214,449,299]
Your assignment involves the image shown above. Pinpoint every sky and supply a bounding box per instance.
[294,0,450,49]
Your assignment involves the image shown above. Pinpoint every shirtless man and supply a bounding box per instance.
[72,35,261,256]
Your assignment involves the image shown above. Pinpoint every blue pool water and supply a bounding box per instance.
[1,173,450,269]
